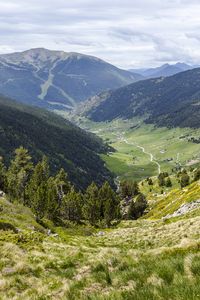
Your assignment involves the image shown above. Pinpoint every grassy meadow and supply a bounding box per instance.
[1,179,200,300]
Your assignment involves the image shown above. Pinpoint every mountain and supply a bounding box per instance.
[0,48,142,111]
[129,62,194,78]
[0,95,114,189]
[83,68,200,128]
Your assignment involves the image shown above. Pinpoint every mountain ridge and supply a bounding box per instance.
[0,48,142,110]
[129,62,195,78]
[82,67,200,128]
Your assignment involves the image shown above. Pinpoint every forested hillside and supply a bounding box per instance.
[0,95,113,189]
[84,68,200,128]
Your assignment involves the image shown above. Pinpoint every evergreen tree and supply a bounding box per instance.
[147,178,153,186]
[61,187,82,222]
[26,156,49,218]
[98,181,120,226]
[165,177,172,187]
[83,182,101,225]
[180,173,190,188]
[54,168,71,207]
[46,177,60,220]
[194,168,200,181]
[128,194,147,220]
[6,147,33,203]
[120,181,139,198]
[158,173,165,187]
[0,159,6,191]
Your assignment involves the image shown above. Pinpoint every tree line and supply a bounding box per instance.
[0,147,120,227]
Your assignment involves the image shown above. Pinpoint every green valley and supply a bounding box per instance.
[71,117,200,182]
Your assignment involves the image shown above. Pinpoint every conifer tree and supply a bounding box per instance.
[98,181,120,226]
[165,177,172,187]
[128,193,147,220]
[46,177,59,220]
[83,182,101,225]
[54,168,71,207]
[6,147,33,203]
[61,187,82,222]
[194,168,200,181]
[0,159,6,191]
[180,173,190,188]
[26,156,49,218]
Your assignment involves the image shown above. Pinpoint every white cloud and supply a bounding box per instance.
[0,0,200,68]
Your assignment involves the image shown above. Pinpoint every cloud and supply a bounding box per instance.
[0,0,200,68]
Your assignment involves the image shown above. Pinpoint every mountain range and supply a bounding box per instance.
[129,62,196,79]
[83,67,200,128]
[0,95,113,189]
[0,48,141,111]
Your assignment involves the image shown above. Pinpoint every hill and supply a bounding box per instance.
[0,95,113,189]
[0,178,200,299]
[129,62,194,78]
[84,68,200,128]
[0,48,142,110]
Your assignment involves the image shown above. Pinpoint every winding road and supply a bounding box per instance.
[121,136,161,175]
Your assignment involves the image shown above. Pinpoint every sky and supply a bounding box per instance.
[0,0,200,69]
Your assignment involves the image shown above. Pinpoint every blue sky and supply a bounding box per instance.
[0,0,200,68]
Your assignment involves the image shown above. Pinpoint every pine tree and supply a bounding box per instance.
[128,194,147,220]
[54,168,71,207]
[147,178,153,186]
[194,168,200,181]
[0,159,6,191]
[6,147,33,203]
[180,173,190,188]
[61,187,82,222]
[26,156,49,218]
[120,181,139,198]
[46,177,59,220]
[83,182,101,225]
[165,177,172,187]
[158,173,165,187]
[98,181,120,227]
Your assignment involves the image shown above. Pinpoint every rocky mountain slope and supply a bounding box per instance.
[84,67,200,128]
[0,95,113,189]
[0,48,141,110]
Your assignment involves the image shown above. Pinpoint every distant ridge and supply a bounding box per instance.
[129,62,196,78]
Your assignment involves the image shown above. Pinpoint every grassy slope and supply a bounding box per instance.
[1,179,200,299]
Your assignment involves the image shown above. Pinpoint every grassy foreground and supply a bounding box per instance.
[1,179,200,300]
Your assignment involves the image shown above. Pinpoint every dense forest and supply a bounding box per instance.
[0,95,114,190]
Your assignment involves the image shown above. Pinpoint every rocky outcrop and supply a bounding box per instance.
[164,200,200,219]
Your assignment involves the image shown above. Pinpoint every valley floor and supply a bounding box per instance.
[72,117,200,182]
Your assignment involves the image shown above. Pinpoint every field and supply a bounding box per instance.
[73,117,200,182]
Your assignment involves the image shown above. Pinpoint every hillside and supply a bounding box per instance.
[0,48,142,110]
[0,95,113,189]
[1,178,200,299]
[84,68,200,128]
